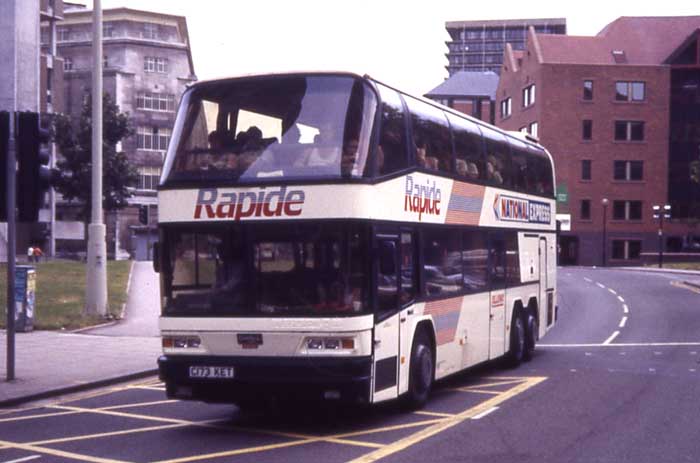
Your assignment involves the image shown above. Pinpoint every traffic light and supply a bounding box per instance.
[0,111,9,222]
[16,112,53,222]
[139,205,148,225]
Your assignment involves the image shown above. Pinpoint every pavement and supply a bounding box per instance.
[0,261,162,407]
[0,263,699,408]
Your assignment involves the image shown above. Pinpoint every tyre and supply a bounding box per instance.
[506,311,525,368]
[403,330,434,409]
[523,311,538,362]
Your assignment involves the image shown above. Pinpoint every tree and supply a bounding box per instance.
[53,93,139,221]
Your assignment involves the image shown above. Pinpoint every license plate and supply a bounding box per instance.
[188,366,235,379]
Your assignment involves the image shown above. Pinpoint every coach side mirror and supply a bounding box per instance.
[379,241,396,275]
[153,242,160,273]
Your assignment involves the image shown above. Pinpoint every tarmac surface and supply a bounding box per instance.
[0,263,698,407]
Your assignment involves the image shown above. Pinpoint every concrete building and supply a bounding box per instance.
[424,71,498,124]
[1,0,62,261]
[51,6,196,259]
[496,17,700,266]
[445,18,566,76]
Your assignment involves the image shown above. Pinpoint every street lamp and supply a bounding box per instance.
[652,204,671,268]
[601,198,609,267]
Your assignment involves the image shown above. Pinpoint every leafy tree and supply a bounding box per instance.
[53,93,139,221]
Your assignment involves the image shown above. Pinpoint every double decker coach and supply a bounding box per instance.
[155,71,557,408]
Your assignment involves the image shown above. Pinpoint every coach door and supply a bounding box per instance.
[540,236,555,327]
[372,230,402,402]
[488,233,507,359]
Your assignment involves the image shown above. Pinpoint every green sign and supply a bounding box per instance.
[556,183,568,204]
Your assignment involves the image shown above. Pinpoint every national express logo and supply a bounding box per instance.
[193,187,305,220]
[493,194,551,225]
[404,175,442,220]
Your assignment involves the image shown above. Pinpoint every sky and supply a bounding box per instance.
[95,0,699,96]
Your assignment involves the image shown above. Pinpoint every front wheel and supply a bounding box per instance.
[403,330,434,409]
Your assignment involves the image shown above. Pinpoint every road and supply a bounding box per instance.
[0,267,699,463]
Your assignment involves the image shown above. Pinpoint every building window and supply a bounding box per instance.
[500,97,512,118]
[614,121,644,141]
[136,92,175,112]
[63,57,73,72]
[144,57,168,73]
[580,199,591,220]
[581,160,592,180]
[583,80,593,100]
[613,161,643,181]
[138,166,162,190]
[615,81,645,102]
[582,119,593,140]
[143,23,159,40]
[137,127,171,151]
[103,23,114,38]
[612,240,642,260]
[57,28,70,42]
[528,121,538,138]
[523,84,536,107]
[613,200,643,221]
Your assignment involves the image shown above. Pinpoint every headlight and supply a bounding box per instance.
[304,337,355,352]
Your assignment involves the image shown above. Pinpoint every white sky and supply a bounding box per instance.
[96,0,699,96]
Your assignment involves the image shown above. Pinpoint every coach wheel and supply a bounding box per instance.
[404,330,434,409]
[523,312,538,362]
[506,311,525,368]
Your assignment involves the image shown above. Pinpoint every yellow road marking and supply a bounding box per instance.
[348,376,547,463]
[0,410,81,423]
[45,404,380,451]
[51,405,198,426]
[452,388,502,395]
[413,410,456,418]
[325,418,444,440]
[126,385,166,391]
[29,422,189,446]
[0,439,130,463]
[671,280,700,294]
[468,379,530,388]
[102,399,178,410]
[152,438,321,463]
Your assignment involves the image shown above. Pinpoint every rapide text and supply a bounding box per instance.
[193,187,305,220]
[404,175,442,220]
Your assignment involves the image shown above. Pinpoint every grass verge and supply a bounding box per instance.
[0,260,132,330]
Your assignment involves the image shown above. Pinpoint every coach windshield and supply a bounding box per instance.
[163,75,377,184]
[160,222,370,317]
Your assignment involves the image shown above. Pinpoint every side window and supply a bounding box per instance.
[404,97,453,173]
[462,231,488,293]
[528,145,554,196]
[448,113,484,180]
[375,84,409,176]
[400,231,415,305]
[423,229,462,297]
[508,137,530,193]
[376,238,399,318]
[480,126,512,188]
[489,233,506,289]
[506,233,520,287]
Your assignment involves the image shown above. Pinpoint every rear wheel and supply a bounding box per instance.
[506,311,525,368]
[403,330,434,409]
[523,311,538,361]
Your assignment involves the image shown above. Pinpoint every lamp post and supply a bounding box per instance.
[652,204,671,268]
[601,198,609,267]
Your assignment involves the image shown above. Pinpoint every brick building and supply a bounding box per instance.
[496,17,700,266]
